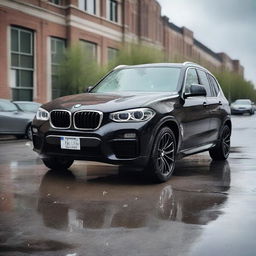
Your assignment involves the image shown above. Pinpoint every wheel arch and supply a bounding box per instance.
[223,118,232,133]
[153,117,180,150]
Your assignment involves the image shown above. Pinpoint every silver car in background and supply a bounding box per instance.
[0,99,37,139]
[231,99,255,115]
[13,101,41,113]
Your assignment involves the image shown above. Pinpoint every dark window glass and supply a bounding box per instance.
[20,55,33,68]
[12,88,33,101]
[49,0,63,5]
[109,0,118,22]
[11,53,19,67]
[20,70,33,87]
[20,31,32,54]
[11,29,18,52]
[185,68,199,93]
[197,69,212,96]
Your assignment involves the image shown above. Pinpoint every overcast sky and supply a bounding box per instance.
[158,0,256,86]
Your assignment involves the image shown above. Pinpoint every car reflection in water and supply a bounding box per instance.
[37,161,230,231]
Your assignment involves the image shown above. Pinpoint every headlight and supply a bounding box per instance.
[36,107,50,121]
[110,108,155,122]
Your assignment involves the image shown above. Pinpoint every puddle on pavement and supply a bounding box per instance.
[35,160,230,230]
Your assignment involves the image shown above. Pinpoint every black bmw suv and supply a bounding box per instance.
[32,62,231,182]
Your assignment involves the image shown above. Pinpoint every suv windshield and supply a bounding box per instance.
[92,67,181,93]
[235,100,251,105]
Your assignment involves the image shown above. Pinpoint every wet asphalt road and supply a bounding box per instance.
[0,115,256,256]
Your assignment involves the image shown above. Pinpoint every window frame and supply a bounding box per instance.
[10,26,34,101]
[79,39,98,61]
[78,0,97,15]
[51,37,66,99]
[85,0,96,14]
[109,0,118,23]
[107,47,118,63]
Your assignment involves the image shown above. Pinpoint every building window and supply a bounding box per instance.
[78,0,96,15]
[108,47,118,63]
[80,40,97,61]
[49,0,63,5]
[51,37,66,99]
[108,0,118,22]
[10,26,34,101]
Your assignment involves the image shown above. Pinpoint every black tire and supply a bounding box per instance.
[26,124,32,140]
[16,135,24,139]
[144,127,176,183]
[42,157,74,171]
[209,125,231,160]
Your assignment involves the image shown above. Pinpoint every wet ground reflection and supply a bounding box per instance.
[37,161,230,231]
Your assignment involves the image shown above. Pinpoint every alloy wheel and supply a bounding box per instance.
[156,132,175,176]
[222,126,231,158]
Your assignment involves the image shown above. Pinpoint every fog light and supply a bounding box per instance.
[32,127,38,134]
[123,133,136,139]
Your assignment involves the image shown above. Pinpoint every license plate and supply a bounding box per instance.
[60,137,80,150]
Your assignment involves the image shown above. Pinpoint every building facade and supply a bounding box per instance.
[0,0,244,103]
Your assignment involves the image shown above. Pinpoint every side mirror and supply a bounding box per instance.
[85,86,93,93]
[184,84,207,98]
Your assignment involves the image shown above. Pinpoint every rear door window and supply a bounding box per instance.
[208,74,220,96]
[197,69,212,96]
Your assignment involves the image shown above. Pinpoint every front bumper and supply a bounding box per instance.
[32,120,156,167]
[231,108,252,114]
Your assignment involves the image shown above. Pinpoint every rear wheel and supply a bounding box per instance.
[42,157,74,171]
[144,127,176,183]
[209,125,231,160]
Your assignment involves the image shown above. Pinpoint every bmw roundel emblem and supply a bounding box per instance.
[74,104,82,108]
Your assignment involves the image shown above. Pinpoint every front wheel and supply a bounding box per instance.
[42,157,74,171]
[26,124,32,140]
[209,125,231,160]
[144,127,176,183]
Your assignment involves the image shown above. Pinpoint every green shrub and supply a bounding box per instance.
[57,43,256,102]
[215,71,256,103]
[57,44,105,96]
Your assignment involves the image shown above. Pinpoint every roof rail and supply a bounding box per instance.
[113,65,128,70]
[183,61,201,66]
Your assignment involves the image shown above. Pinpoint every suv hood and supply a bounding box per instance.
[42,92,178,113]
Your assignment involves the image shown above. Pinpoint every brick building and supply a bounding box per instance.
[0,0,244,103]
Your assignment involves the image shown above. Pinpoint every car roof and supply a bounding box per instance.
[114,62,210,72]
